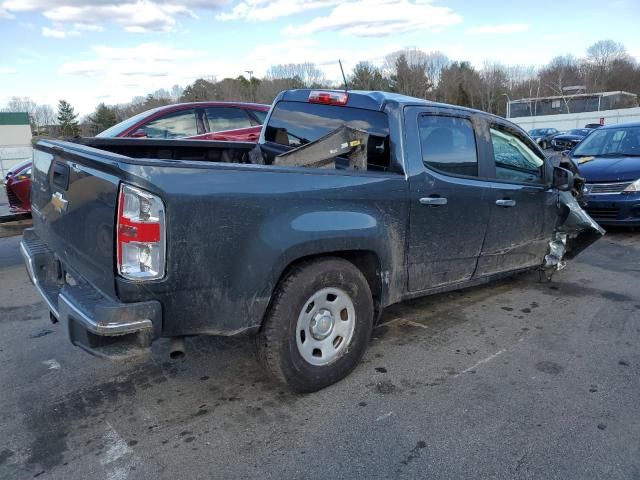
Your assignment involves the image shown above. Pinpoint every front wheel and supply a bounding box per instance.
[255,257,374,392]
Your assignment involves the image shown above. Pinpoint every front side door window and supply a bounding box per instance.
[490,128,544,184]
[138,109,198,138]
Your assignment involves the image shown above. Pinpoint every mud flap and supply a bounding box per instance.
[544,190,605,270]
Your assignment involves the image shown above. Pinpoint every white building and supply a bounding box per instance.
[507,91,640,132]
[0,112,32,177]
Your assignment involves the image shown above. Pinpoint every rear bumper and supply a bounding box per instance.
[21,228,162,359]
[584,194,640,226]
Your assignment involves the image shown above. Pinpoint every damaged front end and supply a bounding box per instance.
[543,162,605,271]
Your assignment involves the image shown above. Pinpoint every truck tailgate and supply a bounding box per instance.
[31,140,122,297]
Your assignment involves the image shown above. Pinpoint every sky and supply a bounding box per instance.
[0,0,639,116]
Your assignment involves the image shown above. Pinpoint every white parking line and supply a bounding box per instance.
[42,359,60,370]
[100,422,132,466]
[376,318,429,330]
[454,349,506,378]
[402,320,430,330]
[376,411,394,421]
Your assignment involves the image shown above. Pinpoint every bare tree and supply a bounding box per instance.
[538,55,583,112]
[423,51,450,90]
[586,40,633,91]
[33,104,56,131]
[479,62,509,115]
[266,63,326,88]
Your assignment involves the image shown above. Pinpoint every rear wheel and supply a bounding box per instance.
[256,257,374,392]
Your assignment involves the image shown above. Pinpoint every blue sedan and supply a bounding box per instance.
[571,122,640,226]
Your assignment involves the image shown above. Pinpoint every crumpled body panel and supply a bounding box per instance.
[544,190,606,270]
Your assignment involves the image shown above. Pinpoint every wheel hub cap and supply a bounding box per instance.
[309,309,334,340]
[296,287,356,366]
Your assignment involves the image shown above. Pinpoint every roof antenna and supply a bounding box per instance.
[338,59,349,91]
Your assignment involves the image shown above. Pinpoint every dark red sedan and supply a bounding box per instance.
[4,159,32,213]
[97,101,270,142]
[4,101,270,213]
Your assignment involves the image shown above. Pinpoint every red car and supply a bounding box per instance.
[4,102,270,213]
[97,101,270,142]
[4,159,32,213]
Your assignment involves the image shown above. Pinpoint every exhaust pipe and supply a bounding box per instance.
[169,336,186,360]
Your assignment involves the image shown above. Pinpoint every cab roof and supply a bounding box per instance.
[277,89,434,111]
[276,89,504,123]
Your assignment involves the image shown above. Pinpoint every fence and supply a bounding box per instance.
[509,107,640,132]
[0,144,33,178]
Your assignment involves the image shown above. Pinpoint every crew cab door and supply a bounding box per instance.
[405,107,493,292]
[474,122,558,276]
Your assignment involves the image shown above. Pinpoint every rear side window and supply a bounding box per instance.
[264,101,390,169]
[250,110,267,124]
[418,115,478,177]
[140,109,197,138]
[205,107,253,132]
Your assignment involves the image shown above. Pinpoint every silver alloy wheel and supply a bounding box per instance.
[295,287,356,366]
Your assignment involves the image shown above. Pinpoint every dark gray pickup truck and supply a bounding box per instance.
[21,89,603,392]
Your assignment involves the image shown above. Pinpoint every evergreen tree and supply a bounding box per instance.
[88,103,118,135]
[350,62,390,91]
[57,99,79,137]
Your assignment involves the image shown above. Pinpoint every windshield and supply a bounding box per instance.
[529,129,546,136]
[573,126,640,156]
[96,106,165,137]
[568,129,590,136]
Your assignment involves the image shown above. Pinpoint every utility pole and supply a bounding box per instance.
[502,93,511,119]
[245,70,254,102]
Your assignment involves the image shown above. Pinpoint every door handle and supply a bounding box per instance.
[496,199,516,207]
[419,196,448,206]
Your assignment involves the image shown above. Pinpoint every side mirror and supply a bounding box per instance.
[129,128,147,138]
[553,166,574,191]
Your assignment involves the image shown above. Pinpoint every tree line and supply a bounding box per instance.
[3,39,639,136]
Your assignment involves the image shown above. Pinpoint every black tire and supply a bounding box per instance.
[541,140,548,150]
[255,257,374,393]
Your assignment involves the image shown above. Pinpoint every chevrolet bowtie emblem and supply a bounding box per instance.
[51,191,68,213]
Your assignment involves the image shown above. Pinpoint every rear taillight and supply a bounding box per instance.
[117,184,166,280]
[308,90,348,105]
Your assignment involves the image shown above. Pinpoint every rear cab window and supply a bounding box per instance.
[263,101,391,171]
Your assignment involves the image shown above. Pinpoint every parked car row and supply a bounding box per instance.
[4,101,270,213]
[551,128,594,151]
[568,122,640,226]
[528,124,602,151]
[527,122,640,225]
[528,127,560,149]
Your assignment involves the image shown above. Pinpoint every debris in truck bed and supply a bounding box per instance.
[273,125,369,170]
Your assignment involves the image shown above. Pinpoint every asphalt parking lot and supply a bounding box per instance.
[1,227,639,480]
